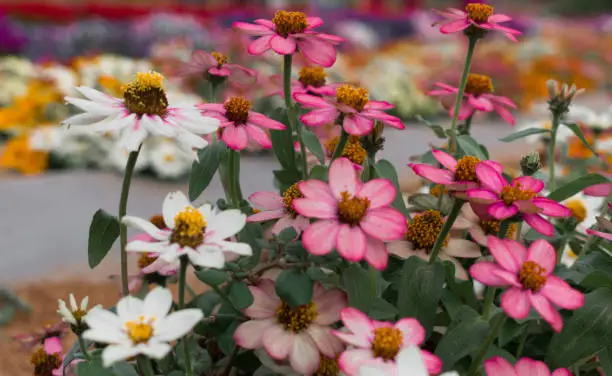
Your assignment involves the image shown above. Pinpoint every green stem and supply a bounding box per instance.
[467,314,509,376]
[482,287,496,320]
[137,356,155,376]
[332,129,349,161]
[429,200,463,264]
[77,335,90,360]
[178,257,193,376]
[498,220,510,239]
[449,36,478,153]
[119,148,141,296]
[462,114,474,136]
[548,112,561,191]
[283,54,308,179]
[228,150,243,208]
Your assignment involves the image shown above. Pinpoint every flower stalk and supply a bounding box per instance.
[548,112,562,191]
[429,199,464,263]
[178,257,193,376]
[228,150,244,208]
[467,314,509,376]
[119,147,141,296]
[449,36,478,153]
[283,55,308,179]
[332,129,349,161]
[77,335,90,360]
[137,356,156,376]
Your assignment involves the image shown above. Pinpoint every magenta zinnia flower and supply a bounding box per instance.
[584,181,612,197]
[198,96,286,150]
[586,208,612,241]
[295,84,405,136]
[428,74,517,125]
[177,50,257,87]
[13,322,69,351]
[332,307,442,376]
[247,183,310,236]
[433,3,521,41]
[466,163,571,237]
[470,237,584,332]
[485,356,571,376]
[30,337,64,376]
[233,10,344,67]
[233,279,346,375]
[293,158,406,269]
[267,66,338,97]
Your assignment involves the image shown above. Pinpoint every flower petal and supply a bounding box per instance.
[300,108,339,127]
[263,324,294,359]
[206,209,247,240]
[529,292,564,332]
[248,112,286,130]
[298,37,337,68]
[307,325,344,358]
[488,202,518,220]
[432,149,458,171]
[294,93,331,109]
[466,188,499,204]
[540,275,584,310]
[524,214,555,237]
[445,238,481,258]
[395,318,425,345]
[248,35,273,55]
[343,114,374,136]
[233,21,274,35]
[329,157,359,198]
[298,179,337,202]
[337,224,367,261]
[155,309,203,342]
[364,237,389,270]
[476,163,507,193]
[531,198,572,217]
[361,207,407,241]
[162,191,191,229]
[584,183,612,197]
[101,344,139,367]
[289,333,320,374]
[143,287,172,320]
[245,124,272,148]
[409,164,455,185]
[222,125,249,151]
[270,35,297,55]
[302,219,340,256]
[469,262,513,287]
[527,239,556,275]
[484,356,518,376]
[440,19,470,33]
[501,288,531,319]
[122,216,168,240]
[234,318,276,349]
[338,348,373,375]
[339,307,374,343]
[514,176,545,193]
[358,179,396,209]
[293,198,337,219]
[489,236,521,273]
[515,358,551,376]
[314,289,347,325]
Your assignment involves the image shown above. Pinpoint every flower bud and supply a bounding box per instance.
[520,150,542,176]
[546,79,584,115]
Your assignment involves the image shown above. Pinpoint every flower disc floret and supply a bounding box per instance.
[31,348,62,376]
[299,67,327,88]
[500,183,537,206]
[336,84,369,112]
[211,51,228,66]
[314,355,340,376]
[479,220,517,238]
[454,155,481,182]
[275,301,318,333]
[519,260,547,292]
[170,206,206,248]
[137,253,157,270]
[565,199,587,223]
[465,74,494,96]
[405,210,448,251]
[465,3,494,23]
[125,316,155,344]
[123,71,168,117]
[371,327,403,361]
[224,96,252,125]
[326,135,366,165]
[337,191,370,226]
[272,10,308,37]
[282,182,304,217]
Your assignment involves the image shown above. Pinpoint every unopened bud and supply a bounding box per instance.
[520,150,542,176]
[546,80,559,99]
[546,79,584,115]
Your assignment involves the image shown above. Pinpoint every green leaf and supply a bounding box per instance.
[407,193,439,210]
[443,261,478,314]
[457,135,487,159]
[188,140,226,201]
[229,281,254,309]
[237,222,263,268]
[301,128,325,164]
[581,270,612,290]
[374,159,409,216]
[397,257,446,336]
[341,264,373,312]
[273,169,301,192]
[62,338,91,376]
[309,165,328,182]
[368,297,398,321]
[189,290,221,315]
[275,269,314,307]
[565,123,600,157]
[499,128,550,142]
[111,362,138,376]
[88,209,120,269]
[547,288,612,368]
[598,347,612,376]
[176,337,212,374]
[76,353,117,375]
[546,173,609,202]
[276,227,298,243]
[218,321,240,355]
[196,269,230,286]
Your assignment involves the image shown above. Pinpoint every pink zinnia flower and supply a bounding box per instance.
[233,279,347,375]
[586,207,612,241]
[470,237,584,332]
[293,158,407,269]
[333,307,442,376]
[433,3,521,41]
[198,96,286,150]
[466,163,572,237]
[177,50,257,87]
[233,10,344,67]
[485,356,571,376]
[295,84,405,136]
[30,337,64,376]
[267,66,338,97]
[584,181,612,197]
[428,74,517,125]
[13,322,68,351]
[247,183,310,236]
[454,203,520,246]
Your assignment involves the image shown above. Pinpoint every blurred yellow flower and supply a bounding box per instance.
[0,79,63,131]
[0,133,49,175]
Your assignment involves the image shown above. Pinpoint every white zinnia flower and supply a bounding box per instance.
[359,346,459,376]
[83,287,203,367]
[107,139,151,173]
[562,192,603,233]
[62,71,219,157]
[148,138,192,179]
[123,191,252,268]
[57,294,101,326]
[566,105,612,131]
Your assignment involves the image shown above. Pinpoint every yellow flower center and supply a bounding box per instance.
[479,220,518,239]
[314,355,340,376]
[465,74,494,96]
[149,214,166,229]
[336,84,369,112]
[137,253,158,270]
[275,301,318,333]
[337,191,370,226]
[465,3,494,23]
[224,96,251,125]
[371,327,403,361]
[282,182,304,218]
[272,10,308,37]
[565,199,587,223]
[125,316,155,344]
[211,51,228,66]
[518,260,547,292]
[72,309,87,323]
[430,184,449,198]
[405,210,448,251]
[566,248,577,259]
[123,71,168,117]
[325,135,366,166]
[299,66,327,88]
[163,154,175,162]
[500,183,537,206]
[31,348,62,376]
[170,207,206,248]
[454,155,481,182]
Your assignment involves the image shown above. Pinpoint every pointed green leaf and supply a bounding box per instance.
[196,269,230,286]
[565,123,600,157]
[275,269,313,307]
[270,109,296,170]
[309,165,328,182]
[374,159,409,216]
[229,281,254,309]
[301,128,325,164]
[546,173,609,202]
[341,264,373,312]
[88,209,120,269]
[500,128,550,142]
[457,135,487,159]
[188,140,226,201]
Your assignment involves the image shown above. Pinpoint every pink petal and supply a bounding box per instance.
[270,215,299,235]
[469,227,488,246]
[515,358,551,376]
[365,101,395,110]
[337,224,367,261]
[501,288,531,320]
[338,348,373,375]
[364,237,389,270]
[540,275,584,310]
[421,350,443,375]
[222,125,249,150]
[245,124,272,148]
[450,101,476,120]
[254,19,275,28]
[198,103,225,112]
[300,108,339,127]
[302,219,340,256]
[395,318,425,346]
[488,94,517,109]
[248,191,283,210]
[433,82,459,92]
[361,207,407,241]
[339,307,374,344]
[481,160,504,174]
[293,93,331,109]
[270,35,297,55]
[248,35,273,55]
[263,325,295,359]
[432,149,458,171]
[531,198,571,218]
[244,286,280,318]
[233,21,274,35]
[488,14,512,23]
[307,325,344,358]
[584,183,612,197]
[297,37,337,68]
[247,209,285,222]
[524,214,555,237]
[493,103,516,126]
[362,111,405,129]
[503,239,527,265]
[488,236,521,273]
[248,112,286,130]
[329,157,359,198]
[586,229,612,241]
[298,179,336,202]
[314,289,347,325]
[234,318,276,349]
[469,262,514,287]
[313,32,345,44]
[527,239,556,275]
[466,188,499,204]
[515,200,542,215]
[44,337,63,354]
[468,96,494,111]
[440,19,470,33]
[306,17,324,28]
[293,198,336,219]
[488,202,518,220]
[476,163,507,193]
[529,293,563,332]
[208,66,232,76]
[409,163,455,185]
[484,356,518,376]
[343,114,374,135]
[552,369,573,376]
[514,176,545,193]
[358,179,396,209]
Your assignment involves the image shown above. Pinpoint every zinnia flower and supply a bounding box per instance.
[197,96,286,151]
[233,10,344,67]
[30,337,63,376]
[387,209,481,279]
[433,3,521,41]
[13,322,69,351]
[333,307,442,376]
[359,345,458,376]
[293,158,406,269]
[247,183,310,235]
[177,50,257,86]
[123,191,252,268]
[295,84,405,136]
[62,71,220,156]
[267,66,338,97]
[57,294,101,328]
[484,356,571,376]
[470,237,584,332]
[83,287,203,367]
[428,74,517,125]
[586,210,612,241]
[584,181,612,198]
[233,279,347,374]
[454,203,519,246]
[466,163,571,237]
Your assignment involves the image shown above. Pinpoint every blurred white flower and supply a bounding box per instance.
[29,126,66,151]
[57,294,101,327]
[39,64,78,96]
[567,105,612,131]
[148,137,192,179]
[107,140,151,173]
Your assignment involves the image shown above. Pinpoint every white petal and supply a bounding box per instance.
[143,115,176,137]
[198,204,213,219]
[69,294,78,311]
[61,112,107,127]
[126,240,171,254]
[137,341,172,360]
[396,346,429,375]
[122,216,169,240]
[65,96,119,115]
[84,308,123,331]
[57,301,72,320]
[218,240,252,256]
[154,309,203,342]
[174,110,220,134]
[120,127,148,152]
[82,328,126,344]
[74,86,119,104]
[117,296,144,322]
[92,113,135,133]
[358,367,388,376]
[81,296,89,311]
[102,344,140,367]
[189,247,225,268]
[143,287,173,320]
[206,209,246,240]
[162,191,191,229]
[176,128,208,150]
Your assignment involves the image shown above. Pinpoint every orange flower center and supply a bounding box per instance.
[405,210,449,251]
[465,3,494,23]
[314,354,340,376]
[336,84,369,112]
[430,184,449,198]
[500,183,537,206]
[465,74,494,96]
[454,155,481,182]
[282,182,304,218]
[125,316,155,344]
[371,327,403,361]
[211,51,228,66]
[272,10,308,37]
[31,348,62,376]
[149,214,166,229]
[325,135,366,165]
[337,191,370,226]
[170,207,206,248]
[275,301,318,333]
[123,71,168,117]
[299,66,327,88]
[519,260,547,291]
[224,96,251,125]
[565,199,587,223]
[137,253,157,270]
[479,220,518,238]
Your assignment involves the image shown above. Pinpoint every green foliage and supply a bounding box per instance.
[88,209,119,269]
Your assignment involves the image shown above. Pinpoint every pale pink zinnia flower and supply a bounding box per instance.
[584,181,612,197]
[454,203,519,246]
[333,307,442,376]
[247,183,310,236]
[267,66,338,97]
[484,356,571,376]
[470,237,584,332]
[233,279,347,375]
[433,3,521,41]
[177,50,257,87]
[467,163,572,237]
[233,10,344,67]
[295,84,405,136]
[198,96,286,150]
[428,74,517,125]
[293,158,407,270]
